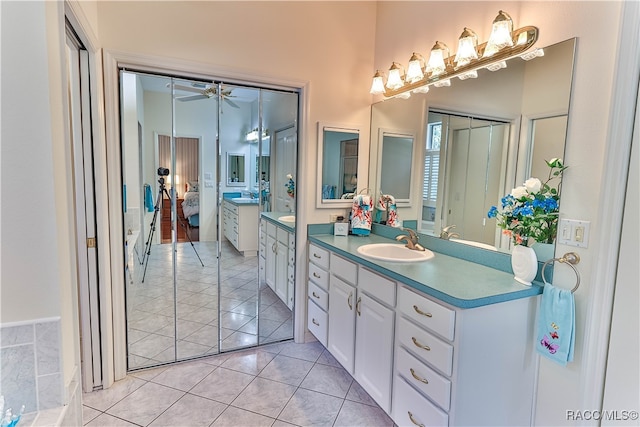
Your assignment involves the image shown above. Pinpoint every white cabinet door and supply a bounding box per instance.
[328,275,356,374]
[275,240,288,302]
[266,235,276,292]
[354,292,394,413]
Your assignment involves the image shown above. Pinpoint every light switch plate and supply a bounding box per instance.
[558,219,590,248]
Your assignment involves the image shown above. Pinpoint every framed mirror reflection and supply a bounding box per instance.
[316,123,363,208]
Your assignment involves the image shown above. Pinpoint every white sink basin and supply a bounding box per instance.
[231,197,257,202]
[356,243,434,263]
[278,215,296,223]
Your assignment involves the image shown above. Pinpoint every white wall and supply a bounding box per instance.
[372,1,624,424]
[1,0,80,395]
[95,1,377,226]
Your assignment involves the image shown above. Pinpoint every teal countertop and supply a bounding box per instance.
[308,233,542,309]
[261,211,296,233]
[223,197,260,206]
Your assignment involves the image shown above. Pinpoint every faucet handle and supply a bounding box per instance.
[402,227,419,243]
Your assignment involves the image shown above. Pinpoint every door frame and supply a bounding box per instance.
[103,50,310,381]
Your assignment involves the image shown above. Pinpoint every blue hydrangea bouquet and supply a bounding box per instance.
[488,159,568,245]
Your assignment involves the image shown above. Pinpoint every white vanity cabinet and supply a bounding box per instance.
[308,239,538,427]
[307,243,330,346]
[223,200,258,256]
[326,253,395,413]
[393,285,536,427]
[264,219,295,308]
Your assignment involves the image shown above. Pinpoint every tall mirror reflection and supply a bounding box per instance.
[369,38,576,253]
[121,72,298,370]
[316,124,362,208]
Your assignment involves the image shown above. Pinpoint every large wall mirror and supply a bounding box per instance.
[316,122,363,208]
[369,38,576,253]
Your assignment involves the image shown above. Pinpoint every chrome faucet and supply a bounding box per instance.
[396,228,425,251]
[440,225,460,240]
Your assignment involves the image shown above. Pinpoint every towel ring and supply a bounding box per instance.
[542,252,581,293]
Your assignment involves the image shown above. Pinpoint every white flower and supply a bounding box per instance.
[524,177,542,194]
[286,174,292,180]
[511,186,528,199]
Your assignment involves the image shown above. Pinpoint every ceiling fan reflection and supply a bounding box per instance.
[170,83,240,108]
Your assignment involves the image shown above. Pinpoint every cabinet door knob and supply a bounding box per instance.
[408,411,425,427]
[312,318,319,326]
[312,291,320,299]
[413,305,433,318]
[411,336,431,351]
[356,297,362,316]
[347,291,353,310]
[410,368,429,384]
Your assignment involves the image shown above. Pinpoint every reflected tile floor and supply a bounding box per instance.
[83,341,395,427]
[127,241,292,369]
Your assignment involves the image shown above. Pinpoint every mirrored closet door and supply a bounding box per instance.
[121,71,298,370]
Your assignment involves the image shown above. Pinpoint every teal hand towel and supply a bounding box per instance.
[536,283,575,366]
[144,184,154,212]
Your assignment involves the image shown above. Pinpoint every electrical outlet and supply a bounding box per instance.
[558,219,590,248]
[330,214,339,223]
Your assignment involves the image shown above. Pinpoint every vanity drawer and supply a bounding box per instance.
[288,264,295,283]
[277,227,290,245]
[396,347,451,411]
[392,375,449,427]
[397,316,454,376]
[308,244,330,270]
[398,286,455,341]
[307,299,328,346]
[308,261,329,290]
[267,221,277,237]
[330,253,357,285]
[288,248,295,265]
[289,233,296,248]
[308,280,328,311]
[359,266,396,307]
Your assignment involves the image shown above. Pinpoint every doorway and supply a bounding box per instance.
[120,72,299,370]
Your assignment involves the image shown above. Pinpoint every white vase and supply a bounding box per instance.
[511,245,538,286]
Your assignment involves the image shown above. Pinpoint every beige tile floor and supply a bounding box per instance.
[82,341,395,427]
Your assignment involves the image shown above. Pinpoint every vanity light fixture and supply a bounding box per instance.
[369,10,540,99]
[483,10,514,58]
[369,70,386,95]
[425,41,450,77]
[486,60,507,71]
[455,28,479,67]
[245,127,269,143]
[521,48,545,61]
[386,62,405,90]
[405,53,426,83]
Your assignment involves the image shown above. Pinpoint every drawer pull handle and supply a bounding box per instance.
[408,411,424,427]
[413,305,433,318]
[356,297,362,316]
[410,368,429,384]
[312,291,320,299]
[411,336,431,351]
[312,318,319,326]
[313,253,322,259]
[347,291,353,310]
[313,272,321,279]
